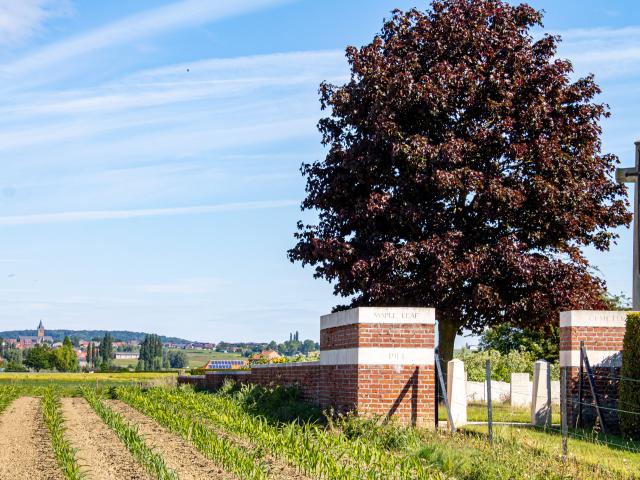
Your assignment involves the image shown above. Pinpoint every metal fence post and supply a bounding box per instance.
[561,368,568,458]
[577,340,584,429]
[486,359,493,447]
[546,358,552,428]
[435,352,455,433]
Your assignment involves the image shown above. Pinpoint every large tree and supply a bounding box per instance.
[288,0,631,363]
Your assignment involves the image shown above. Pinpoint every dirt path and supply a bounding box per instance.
[0,396,62,480]
[61,397,152,480]
[105,399,235,480]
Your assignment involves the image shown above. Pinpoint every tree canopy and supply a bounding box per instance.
[288,0,631,362]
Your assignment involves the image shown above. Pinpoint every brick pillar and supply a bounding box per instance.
[560,311,628,430]
[319,307,435,426]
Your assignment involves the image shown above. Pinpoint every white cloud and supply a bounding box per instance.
[0,0,70,46]
[0,199,298,226]
[0,0,291,78]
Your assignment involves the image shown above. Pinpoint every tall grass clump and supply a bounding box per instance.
[81,387,177,480]
[620,312,640,439]
[41,388,84,480]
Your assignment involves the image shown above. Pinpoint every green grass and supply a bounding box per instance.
[462,424,640,478]
[114,383,639,479]
[176,349,244,368]
[438,401,561,424]
[112,349,244,368]
[0,372,177,395]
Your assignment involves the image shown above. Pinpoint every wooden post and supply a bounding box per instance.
[486,359,493,447]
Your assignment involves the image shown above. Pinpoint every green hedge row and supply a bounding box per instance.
[620,313,640,439]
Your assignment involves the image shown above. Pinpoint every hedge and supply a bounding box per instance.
[455,348,559,382]
[620,313,640,439]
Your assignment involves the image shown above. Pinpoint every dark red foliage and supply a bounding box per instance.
[288,0,631,359]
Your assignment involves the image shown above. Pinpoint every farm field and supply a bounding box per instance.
[0,378,638,479]
[111,349,243,369]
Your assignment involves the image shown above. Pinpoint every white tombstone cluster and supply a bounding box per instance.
[443,358,557,429]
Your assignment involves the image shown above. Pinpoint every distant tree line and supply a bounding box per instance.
[216,332,319,358]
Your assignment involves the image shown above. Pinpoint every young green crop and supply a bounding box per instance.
[0,385,19,413]
[116,386,267,480]
[81,387,177,480]
[117,385,436,479]
[41,388,84,480]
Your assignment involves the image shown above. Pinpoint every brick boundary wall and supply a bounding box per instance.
[178,307,436,426]
[560,310,630,432]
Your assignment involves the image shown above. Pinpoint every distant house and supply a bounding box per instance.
[184,342,215,350]
[251,349,282,362]
[114,352,138,360]
[76,350,87,367]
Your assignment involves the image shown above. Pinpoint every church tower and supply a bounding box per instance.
[37,320,45,343]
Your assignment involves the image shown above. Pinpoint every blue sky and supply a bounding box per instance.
[0,0,637,344]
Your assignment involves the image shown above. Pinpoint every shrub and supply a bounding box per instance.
[456,348,559,382]
[620,313,640,439]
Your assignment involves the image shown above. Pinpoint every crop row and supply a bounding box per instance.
[0,385,19,413]
[41,388,84,480]
[116,385,437,480]
[116,386,268,480]
[80,387,178,480]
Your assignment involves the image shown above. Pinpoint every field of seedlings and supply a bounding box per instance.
[0,377,638,479]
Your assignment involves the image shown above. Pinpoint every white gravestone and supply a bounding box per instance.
[447,359,467,427]
[531,360,551,426]
[510,373,531,408]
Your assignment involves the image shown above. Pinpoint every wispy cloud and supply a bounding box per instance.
[0,0,291,79]
[0,200,298,226]
[135,277,227,295]
[554,25,640,79]
[0,0,70,46]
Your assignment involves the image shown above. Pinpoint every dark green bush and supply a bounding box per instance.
[620,313,640,439]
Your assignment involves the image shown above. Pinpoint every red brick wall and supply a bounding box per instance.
[560,326,625,351]
[320,324,435,350]
[560,315,626,432]
[178,307,437,427]
[177,363,435,426]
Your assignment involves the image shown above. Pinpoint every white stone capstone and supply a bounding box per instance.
[531,360,551,426]
[510,373,531,408]
[559,310,631,328]
[447,359,467,427]
[320,307,435,330]
[319,347,434,366]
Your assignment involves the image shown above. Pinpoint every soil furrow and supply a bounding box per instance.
[105,399,235,480]
[0,396,62,480]
[61,397,152,480]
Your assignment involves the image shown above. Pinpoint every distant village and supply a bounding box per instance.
[0,321,319,372]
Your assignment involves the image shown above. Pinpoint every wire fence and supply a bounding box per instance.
[434,345,640,457]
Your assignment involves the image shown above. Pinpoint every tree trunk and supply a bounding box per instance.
[438,318,459,366]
